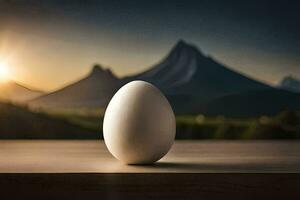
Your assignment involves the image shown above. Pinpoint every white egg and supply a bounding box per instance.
[103,80,176,164]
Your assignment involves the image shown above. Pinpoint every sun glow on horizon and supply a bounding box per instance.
[0,62,11,83]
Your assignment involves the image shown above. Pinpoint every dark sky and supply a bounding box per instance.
[0,0,299,90]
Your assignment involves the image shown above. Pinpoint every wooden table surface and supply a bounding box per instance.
[0,140,299,173]
[0,140,299,199]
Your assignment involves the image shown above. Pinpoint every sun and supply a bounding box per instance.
[0,62,11,83]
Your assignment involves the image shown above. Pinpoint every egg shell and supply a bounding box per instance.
[103,80,176,164]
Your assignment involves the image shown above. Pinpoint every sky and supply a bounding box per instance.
[0,0,299,91]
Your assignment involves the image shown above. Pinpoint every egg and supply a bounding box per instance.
[103,80,176,164]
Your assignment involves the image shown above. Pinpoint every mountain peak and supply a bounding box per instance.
[171,39,204,57]
[281,75,299,82]
[91,64,105,74]
[175,39,188,46]
[88,64,118,80]
[174,39,191,50]
[280,75,300,93]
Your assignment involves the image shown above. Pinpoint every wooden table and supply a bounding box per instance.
[0,140,299,199]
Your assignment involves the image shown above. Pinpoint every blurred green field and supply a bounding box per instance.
[0,103,99,139]
[176,111,300,139]
[45,109,300,140]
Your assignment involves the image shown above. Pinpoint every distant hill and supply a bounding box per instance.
[0,81,44,103]
[30,65,121,109]
[0,103,99,139]
[28,40,300,117]
[280,76,300,93]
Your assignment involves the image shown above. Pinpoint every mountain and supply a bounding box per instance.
[280,76,300,93]
[0,81,44,103]
[0,102,99,139]
[29,40,300,116]
[125,40,298,115]
[30,65,121,109]
[125,40,271,101]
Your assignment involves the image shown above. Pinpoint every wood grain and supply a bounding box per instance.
[0,140,299,173]
[0,141,299,199]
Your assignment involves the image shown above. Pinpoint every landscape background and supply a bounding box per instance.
[0,0,299,139]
